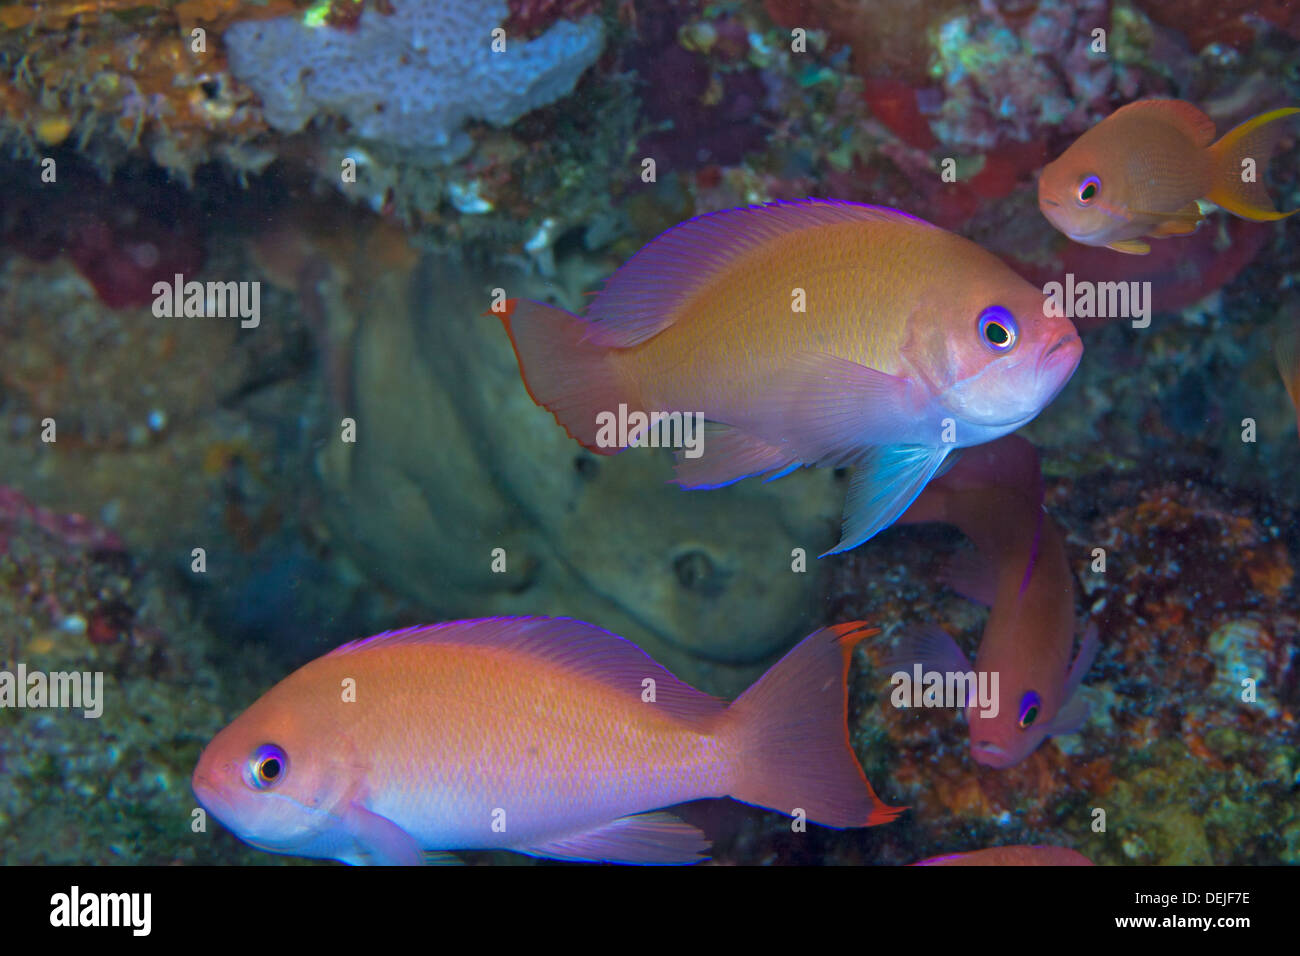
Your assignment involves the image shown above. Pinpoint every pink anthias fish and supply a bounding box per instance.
[500,199,1082,554]
[912,845,1094,866]
[192,617,903,865]
[892,435,1100,768]
[1038,99,1299,254]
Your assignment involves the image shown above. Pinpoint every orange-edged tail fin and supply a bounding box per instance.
[725,622,905,828]
[1207,107,1300,221]
[495,299,637,454]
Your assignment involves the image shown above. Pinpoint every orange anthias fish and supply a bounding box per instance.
[499,199,1082,554]
[1038,99,1300,254]
[192,617,903,865]
[1278,315,1300,441]
[894,435,1099,768]
[912,846,1094,866]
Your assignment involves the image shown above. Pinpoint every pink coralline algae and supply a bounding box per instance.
[1,163,205,309]
[505,0,602,38]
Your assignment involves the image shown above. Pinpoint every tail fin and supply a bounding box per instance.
[1207,107,1300,221]
[496,299,638,453]
[725,623,905,828]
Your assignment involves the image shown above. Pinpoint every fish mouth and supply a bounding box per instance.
[1042,331,1082,361]
[192,772,236,823]
[1038,332,1083,379]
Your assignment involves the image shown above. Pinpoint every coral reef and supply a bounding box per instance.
[0,0,302,178]
[223,0,605,162]
[801,470,1298,865]
[623,1,771,173]
[0,487,275,863]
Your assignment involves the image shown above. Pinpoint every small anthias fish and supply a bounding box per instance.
[894,435,1099,768]
[192,617,902,865]
[1038,98,1300,254]
[912,845,1094,866]
[1277,315,1300,441]
[499,199,1082,554]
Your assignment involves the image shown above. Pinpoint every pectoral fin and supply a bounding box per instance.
[1143,204,1204,237]
[742,351,928,467]
[338,803,425,866]
[1106,238,1151,255]
[1042,622,1102,736]
[1061,622,1101,704]
[884,625,974,707]
[1042,693,1090,736]
[822,444,952,555]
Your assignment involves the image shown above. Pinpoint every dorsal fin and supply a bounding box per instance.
[581,199,937,348]
[1109,98,1216,147]
[325,616,727,728]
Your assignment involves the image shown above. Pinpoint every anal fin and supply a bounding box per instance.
[1146,203,1203,237]
[1106,238,1151,255]
[672,424,798,489]
[423,851,465,865]
[521,811,710,865]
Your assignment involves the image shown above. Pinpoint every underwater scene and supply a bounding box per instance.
[1,0,1298,879]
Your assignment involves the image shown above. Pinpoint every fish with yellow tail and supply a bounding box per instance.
[499,199,1082,554]
[1038,98,1300,254]
[893,435,1099,768]
[192,617,903,865]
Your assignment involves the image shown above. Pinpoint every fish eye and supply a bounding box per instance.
[244,744,288,791]
[1077,175,1101,205]
[1018,691,1042,729]
[977,305,1018,353]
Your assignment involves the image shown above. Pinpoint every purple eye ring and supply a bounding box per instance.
[1077,175,1101,205]
[245,743,288,791]
[1018,691,1042,729]
[978,305,1018,353]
